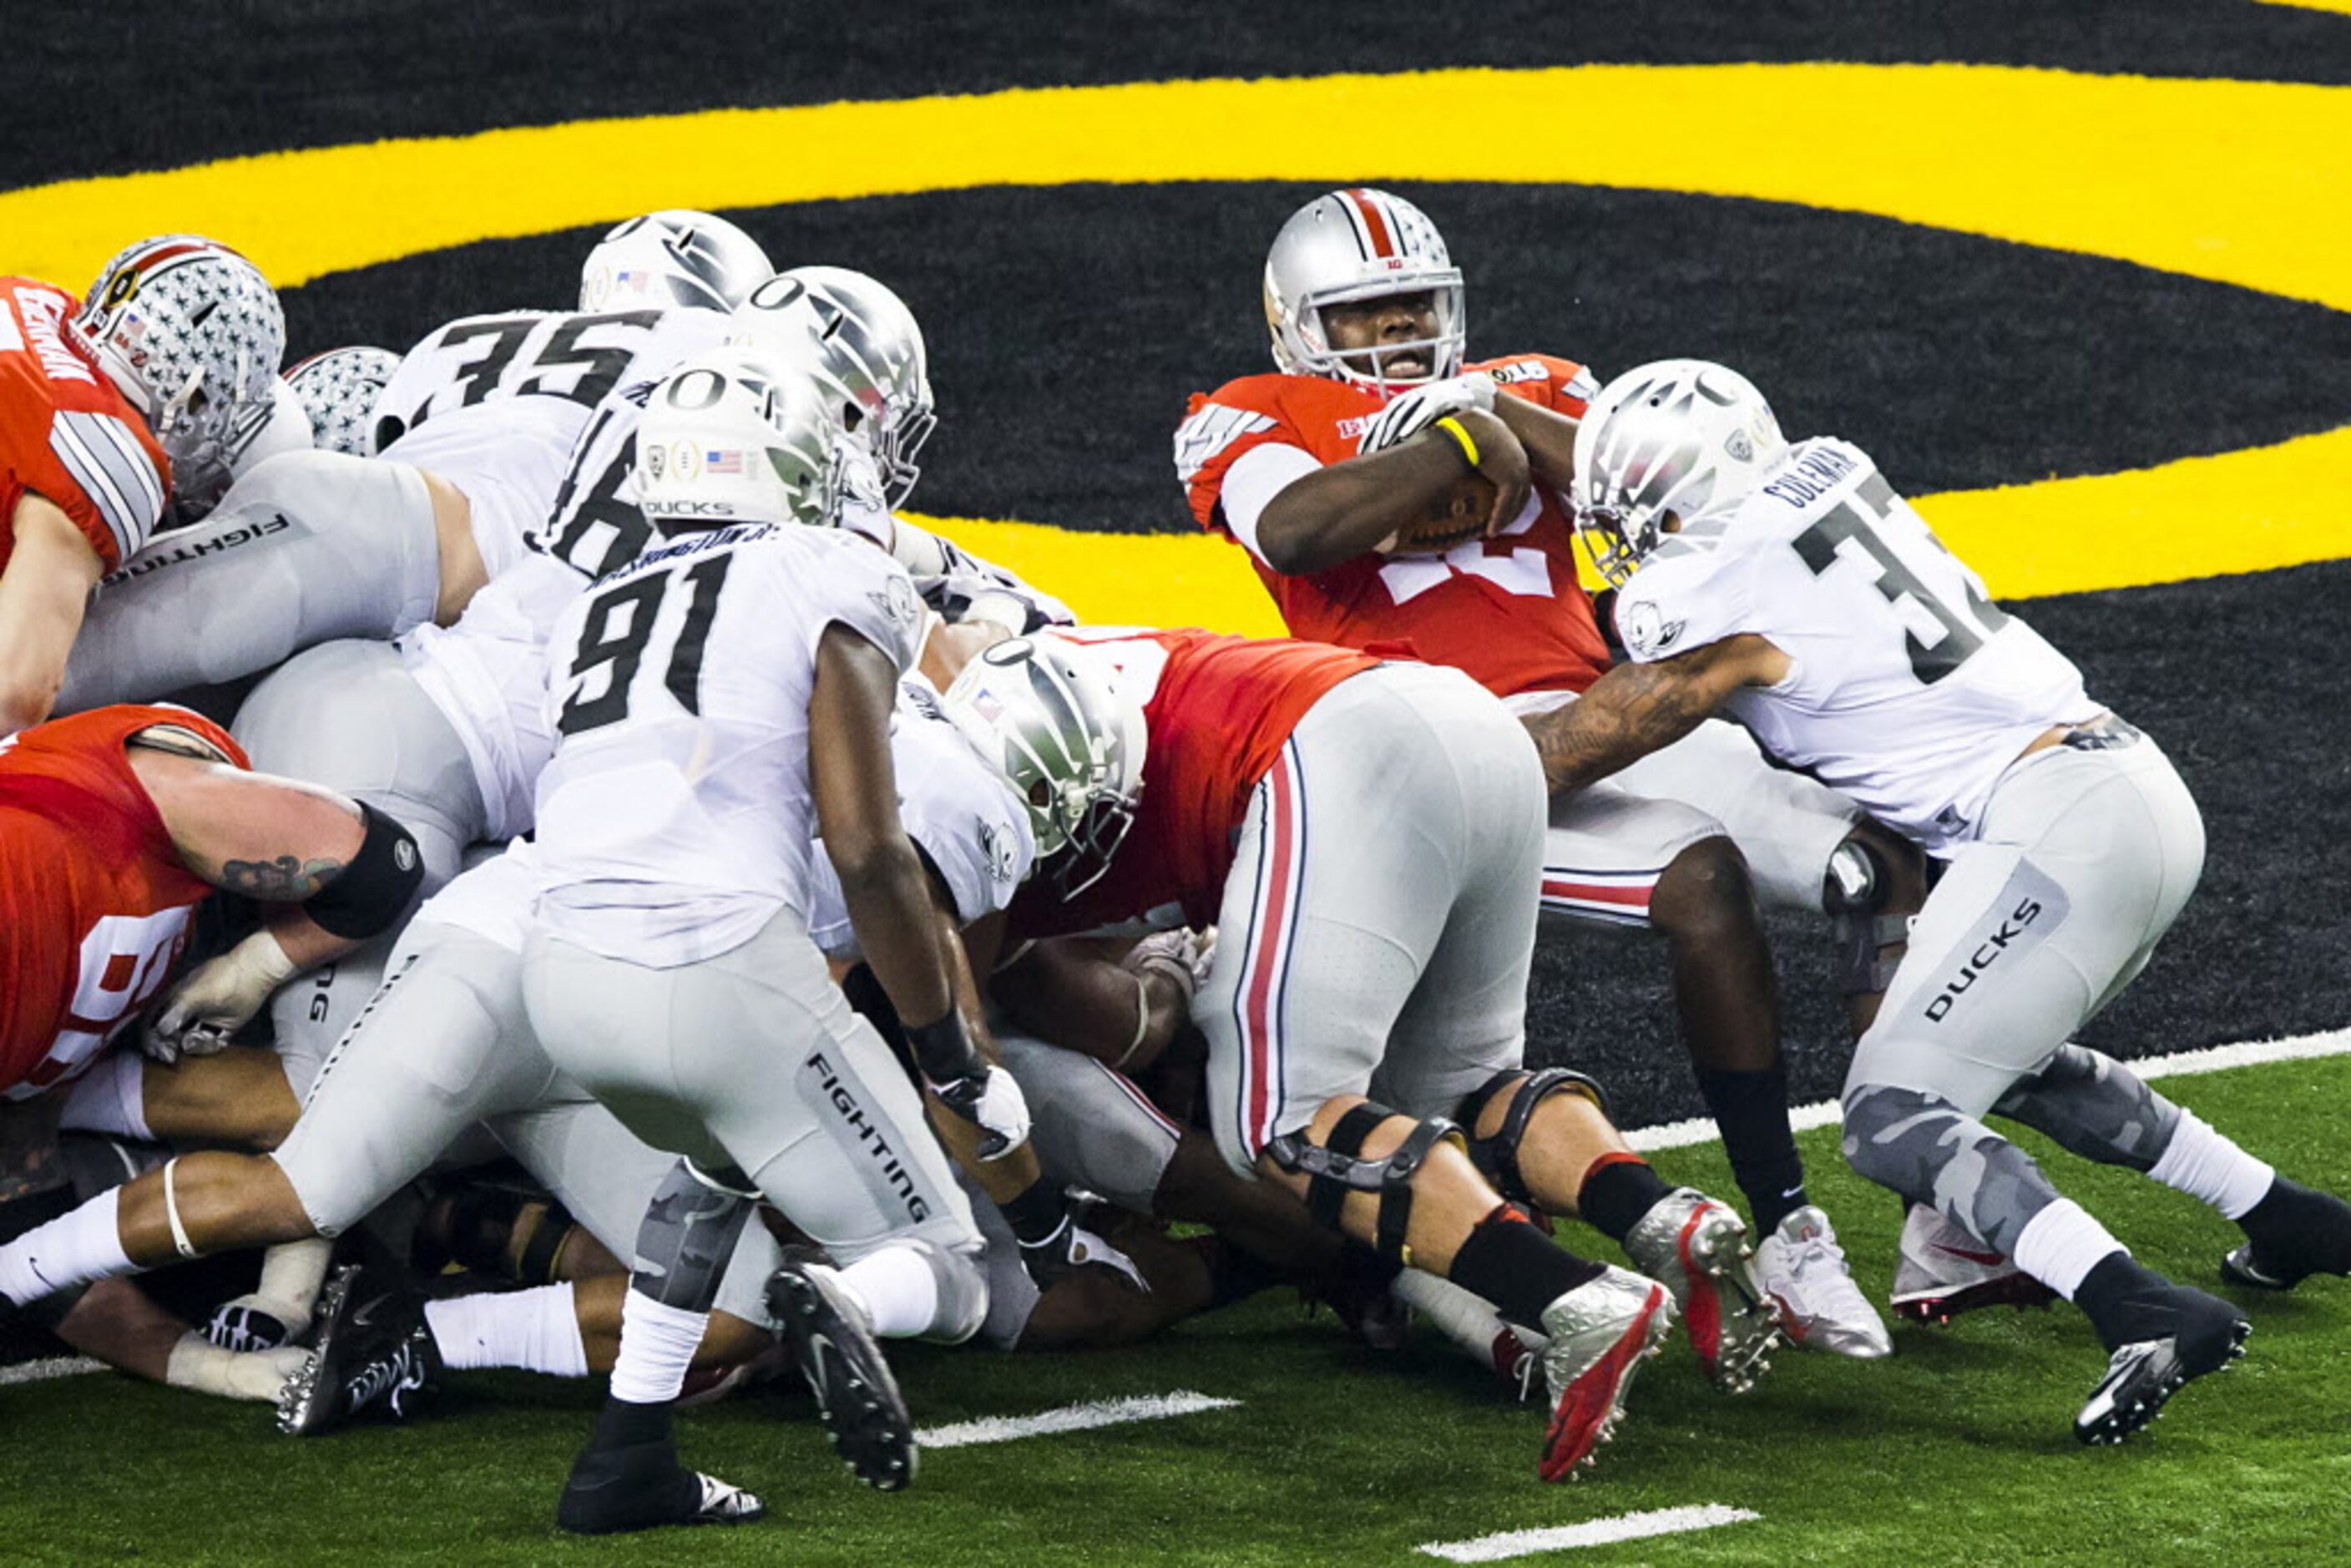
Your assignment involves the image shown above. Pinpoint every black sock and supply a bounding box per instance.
[1577,1156,1674,1245]
[589,1395,674,1453]
[1695,1066,1807,1232]
[2073,1252,2170,1353]
[1447,1204,1605,1331]
[999,1177,1070,1248]
[1197,1238,1284,1308]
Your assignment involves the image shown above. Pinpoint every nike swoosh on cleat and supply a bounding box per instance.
[1931,1243,2010,1267]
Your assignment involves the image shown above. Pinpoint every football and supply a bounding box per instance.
[1379,468,1496,556]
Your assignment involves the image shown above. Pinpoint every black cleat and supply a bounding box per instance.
[2075,1284,2251,1445]
[2222,1179,2351,1291]
[556,1439,764,1535]
[276,1261,442,1436]
[767,1258,916,1491]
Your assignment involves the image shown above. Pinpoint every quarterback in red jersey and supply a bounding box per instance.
[1176,188,1904,1357]
[958,631,1781,1479]
[0,237,284,732]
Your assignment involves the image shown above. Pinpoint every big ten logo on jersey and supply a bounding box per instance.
[1376,487,1554,604]
[554,526,752,736]
[378,311,663,447]
[18,908,193,1095]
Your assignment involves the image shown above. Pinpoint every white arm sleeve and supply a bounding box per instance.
[1217,442,1322,566]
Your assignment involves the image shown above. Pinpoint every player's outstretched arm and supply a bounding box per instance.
[1528,634,1790,794]
[0,494,104,734]
[126,743,425,1055]
[812,624,1029,1157]
[1255,407,1524,574]
[991,933,1199,1074]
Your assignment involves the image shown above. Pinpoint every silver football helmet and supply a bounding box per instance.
[283,346,402,458]
[579,210,774,315]
[941,636,1147,900]
[1570,359,1789,588]
[634,346,845,530]
[1264,188,1464,392]
[727,266,936,508]
[74,235,286,503]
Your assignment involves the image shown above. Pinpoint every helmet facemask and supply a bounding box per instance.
[1572,360,1787,588]
[1286,276,1466,393]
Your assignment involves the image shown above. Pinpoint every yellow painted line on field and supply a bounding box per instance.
[5,64,2344,311]
[1919,422,2351,599]
[3,64,2343,608]
[2252,0,2351,16]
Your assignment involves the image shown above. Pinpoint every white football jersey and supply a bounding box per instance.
[1613,438,2094,852]
[531,523,928,966]
[804,680,1035,960]
[416,837,540,955]
[377,307,728,575]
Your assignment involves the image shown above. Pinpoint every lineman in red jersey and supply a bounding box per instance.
[0,703,423,1364]
[0,237,285,733]
[1175,188,1901,1356]
[959,630,1778,1480]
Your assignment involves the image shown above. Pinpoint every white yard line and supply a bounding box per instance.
[918,1390,1239,1449]
[0,1356,103,1388]
[1627,1025,2351,1152]
[8,1026,2346,1394]
[1419,1504,1762,1560]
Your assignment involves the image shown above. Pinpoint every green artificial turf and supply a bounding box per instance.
[8,1054,2347,1566]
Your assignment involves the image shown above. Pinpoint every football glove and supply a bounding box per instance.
[1357,372,1498,456]
[144,929,296,1065]
[1019,1211,1151,1294]
[1122,928,1214,1002]
[926,1065,1032,1161]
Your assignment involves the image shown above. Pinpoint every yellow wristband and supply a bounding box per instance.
[1433,415,1480,468]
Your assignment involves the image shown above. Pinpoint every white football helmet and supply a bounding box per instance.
[74,235,286,503]
[634,346,844,530]
[283,346,402,458]
[941,636,1147,900]
[1570,359,1789,588]
[579,210,774,314]
[727,266,936,508]
[1264,188,1464,392]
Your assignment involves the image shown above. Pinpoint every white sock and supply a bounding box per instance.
[2146,1110,2276,1221]
[0,1189,134,1307]
[422,1283,590,1378]
[232,1237,333,1331]
[58,1050,151,1141]
[164,1333,311,1402]
[836,1245,941,1339]
[2010,1199,2128,1300]
[1394,1271,1532,1369]
[605,1288,707,1405]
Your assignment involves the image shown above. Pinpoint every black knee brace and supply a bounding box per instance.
[1264,1102,1463,1267]
[1824,839,1910,996]
[1455,1068,1609,1205]
[628,1159,758,1313]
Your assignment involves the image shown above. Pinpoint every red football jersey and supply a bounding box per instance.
[1011,627,1379,935]
[0,277,170,574]
[0,704,246,1099]
[1176,353,1611,700]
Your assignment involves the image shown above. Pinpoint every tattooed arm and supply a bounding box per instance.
[1526,635,1792,795]
[124,740,368,971]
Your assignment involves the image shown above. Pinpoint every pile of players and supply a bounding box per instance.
[2,190,2347,1535]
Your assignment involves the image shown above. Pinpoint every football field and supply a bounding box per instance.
[4,2,2348,1560]
[8,1044,2349,1565]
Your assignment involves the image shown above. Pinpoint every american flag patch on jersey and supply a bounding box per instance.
[705,448,743,475]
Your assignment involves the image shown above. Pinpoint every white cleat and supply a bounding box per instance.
[1757,1206,1893,1359]
[1889,1204,2055,1325]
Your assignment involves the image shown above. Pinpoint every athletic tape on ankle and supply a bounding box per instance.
[161,1158,200,1261]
